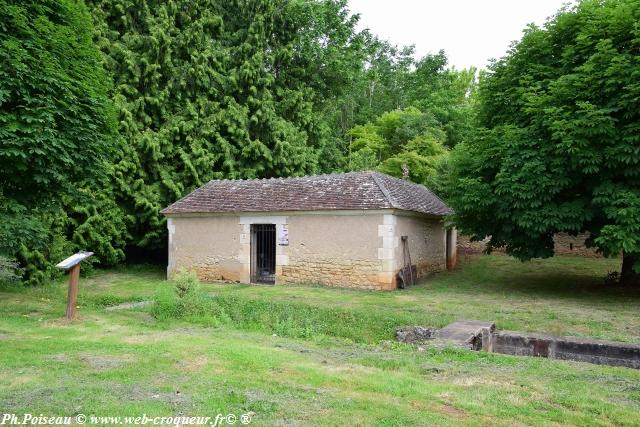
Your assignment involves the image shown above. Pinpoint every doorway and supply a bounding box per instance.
[250,224,276,284]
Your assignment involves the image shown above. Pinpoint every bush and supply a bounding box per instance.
[173,270,200,298]
[0,256,21,283]
[152,271,228,324]
[0,0,121,286]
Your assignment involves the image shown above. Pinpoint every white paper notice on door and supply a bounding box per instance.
[278,226,289,245]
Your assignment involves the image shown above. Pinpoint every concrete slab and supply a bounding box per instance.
[434,320,496,349]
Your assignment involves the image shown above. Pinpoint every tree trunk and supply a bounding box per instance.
[620,253,640,287]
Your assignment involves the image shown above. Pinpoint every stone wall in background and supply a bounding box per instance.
[456,235,490,256]
[552,232,600,256]
[457,232,601,257]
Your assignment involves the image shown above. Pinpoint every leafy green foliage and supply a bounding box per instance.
[1,0,474,284]
[87,0,368,250]
[0,0,115,204]
[448,0,640,283]
[65,187,131,266]
[334,46,476,149]
[0,0,123,284]
[0,255,21,283]
[408,58,477,148]
[347,108,449,186]
[172,269,200,299]
[340,49,474,194]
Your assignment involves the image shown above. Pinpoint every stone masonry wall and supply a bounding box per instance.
[553,232,600,256]
[280,258,381,290]
[457,232,600,257]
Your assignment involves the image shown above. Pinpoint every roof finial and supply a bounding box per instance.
[401,163,410,180]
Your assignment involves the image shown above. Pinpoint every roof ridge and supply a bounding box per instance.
[370,172,398,209]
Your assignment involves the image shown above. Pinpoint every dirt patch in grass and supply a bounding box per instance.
[147,391,191,407]
[122,327,205,344]
[432,402,468,419]
[98,382,192,408]
[5,367,40,388]
[2,387,70,412]
[175,356,209,372]
[105,301,152,311]
[449,376,513,387]
[243,387,332,424]
[49,353,71,363]
[81,354,135,370]
[49,352,136,370]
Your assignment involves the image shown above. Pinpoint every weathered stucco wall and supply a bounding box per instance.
[393,214,447,278]
[167,210,449,290]
[168,215,243,281]
[279,213,384,289]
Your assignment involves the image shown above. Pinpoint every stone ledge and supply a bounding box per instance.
[488,331,640,369]
[396,322,640,369]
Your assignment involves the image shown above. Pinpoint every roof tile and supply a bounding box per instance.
[161,171,452,216]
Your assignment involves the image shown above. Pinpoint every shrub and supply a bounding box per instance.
[152,271,228,324]
[173,270,200,299]
[0,256,21,283]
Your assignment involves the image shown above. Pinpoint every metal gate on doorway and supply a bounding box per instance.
[250,224,276,284]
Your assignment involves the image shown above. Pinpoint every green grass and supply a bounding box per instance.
[0,255,639,425]
[201,254,640,343]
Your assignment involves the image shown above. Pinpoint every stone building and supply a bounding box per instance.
[161,171,456,290]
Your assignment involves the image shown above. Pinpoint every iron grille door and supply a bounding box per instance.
[250,224,276,284]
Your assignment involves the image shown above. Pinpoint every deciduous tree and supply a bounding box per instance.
[0,0,120,283]
[448,0,640,285]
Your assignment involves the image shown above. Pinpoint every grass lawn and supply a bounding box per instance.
[1,255,639,425]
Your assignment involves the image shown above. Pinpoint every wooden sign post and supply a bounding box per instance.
[56,251,93,320]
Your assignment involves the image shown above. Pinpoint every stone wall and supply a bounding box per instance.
[396,324,640,369]
[280,259,382,290]
[457,232,600,257]
[456,234,490,256]
[553,232,599,256]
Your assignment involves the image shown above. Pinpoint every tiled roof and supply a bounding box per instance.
[161,171,452,216]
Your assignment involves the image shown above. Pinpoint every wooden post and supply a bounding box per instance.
[66,264,80,320]
[446,228,458,271]
[56,251,93,320]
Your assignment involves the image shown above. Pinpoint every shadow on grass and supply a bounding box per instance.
[413,255,640,302]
